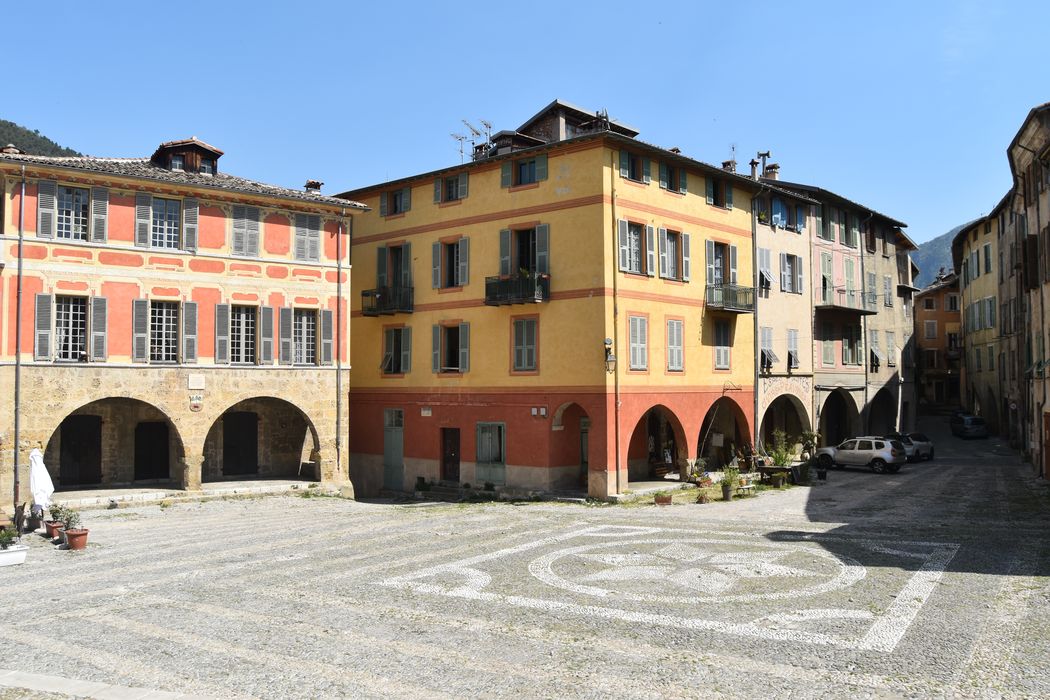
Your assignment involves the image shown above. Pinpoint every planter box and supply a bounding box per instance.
[0,544,28,567]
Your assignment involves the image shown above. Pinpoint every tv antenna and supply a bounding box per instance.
[479,119,492,142]
[451,133,468,163]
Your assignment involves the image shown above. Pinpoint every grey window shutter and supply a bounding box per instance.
[499,229,512,276]
[458,172,468,198]
[535,154,548,181]
[658,227,669,278]
[643,158,651,183]
[245,206,259,256]
[659,163,668,189]
[432,324,440,372]
[320,309,334,365]
[182,300,197,363]
[215,303,230,364]
[706,239,715,285]
[725,183,733,209]
[294,214,308,260]
[36,181,56,239]
[90,296,107,361]
[402,187,412,212]
[617,219,629,271]
[645,226,655,277]
[260,305,274,364]
[379,192,388,217]
[232,205,247,255]
[682,233,691,281]
[780,253,788,291]
[401,242,412,288]
[458,322,469,372]
[376,246,388,287]
[307,215,321,261]
[501,162,512,188]
[183,198,199,252]
[90,187,108,242]
[706,178,715,205]
[135,193,151,247]
[730,245,738,284]
[34,293,52,360]
[814,205,822,237]
[431,242,441,288]
[434,178,443,203]
[535,224,549,275]
[458,237,469,285]
[132,298,149,362]
[278,307,293,364]
[401,327,412,373]
[679,170,688,194]
[795,257,803,294]
[619,150,630,178]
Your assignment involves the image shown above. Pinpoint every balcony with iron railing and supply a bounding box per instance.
[704,284,755,313]
[815,286,877,315]
[484,273,550,306]
[361,286,414,316]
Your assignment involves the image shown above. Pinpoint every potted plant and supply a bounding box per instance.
[721,467,739,501]
[800,430,820,461]
[771,471,788,488]
[696,491,711,504]
[0,526,28,567]
[654,492,673,506]
[45,503,68,539]
[814,457,828,482]
[62,510,89,551]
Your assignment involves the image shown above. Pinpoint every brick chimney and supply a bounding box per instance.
[765,163,780,181]
[722,159,737,173]
[304,179,323,193]
[2,144,22,155]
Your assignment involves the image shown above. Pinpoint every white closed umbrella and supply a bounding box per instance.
[29,448,54,509]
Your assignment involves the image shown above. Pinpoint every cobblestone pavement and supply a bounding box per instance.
[3,415,1050,699]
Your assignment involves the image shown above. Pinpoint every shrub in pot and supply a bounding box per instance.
[62,510,89,551]
[721,467,739,501]
[45,503,68,539]
[0,526,28,567]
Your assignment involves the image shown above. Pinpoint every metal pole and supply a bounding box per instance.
[13,166,26,530]
[336,208,346,484]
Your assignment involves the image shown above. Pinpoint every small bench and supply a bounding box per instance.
[736,482,756,497]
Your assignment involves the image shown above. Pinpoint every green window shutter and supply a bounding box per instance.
[706,177,715,205]
[379,192,388,217]
[682,233,691,282]
[513,319,524,370]
[535,223,549,275]
[459,322,470,372]
[376,246,388,287]
[182,198,198,252]
[90,187,108,242]
[431,242,441,288]
[402,187,412,212]
[842,328,849,364]
[679,170,687,194]
[260,305,274,364]
[181,300,197,363]
[499,229,512,276]
[458,172,469,198]
[706,239,715,285]
[730,244,738,284]
[293,214,308,260]
[432,324,440,372]
[36,180,56,238]
[457,237,469,286]
[214,303,230,364]
[232,205,247,255]
[134,193,151,247]
[401,242,412,288]
[278,307,293,365]
[501,162,512,188]
[619,150,630,178]
[814,205,823,238]
[90,296,107,361]
[645,226,655,277]
[434,178,443,203]
[132,298,149,363]
[320,309,333,365]
[617,219,630,271]
[34,293,52,360]
[400,327,412,373]
[658,227,669,278]
[643,158,651,183]
[535,154,547,181]
[244,206,259,256]
[725,183,733,209]
[382,329,393,373]
[659,162,668,189]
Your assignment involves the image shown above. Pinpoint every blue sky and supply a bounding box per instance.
[6,0,1049,243]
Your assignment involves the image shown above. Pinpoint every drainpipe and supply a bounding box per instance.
[12,166,25,526]
[609,151,622,496]
[336,207,347,484]
[859,212,874,429]
[750,184,769,452]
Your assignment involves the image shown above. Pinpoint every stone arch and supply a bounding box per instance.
[548,402,592,490]
[698,396,751,470]
[625,404,689,484]
[202,396,321,482]
[818,389,860,446]
[44,397,188,490]
[760,393,813,453]
[867,387,898,435]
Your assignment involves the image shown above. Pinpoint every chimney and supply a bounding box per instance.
[304,179,323,193]
[765,163,780,181]
[669,147,681,154]
[721,159,737,173]
[2,144,22,155]
[749,159,760,180]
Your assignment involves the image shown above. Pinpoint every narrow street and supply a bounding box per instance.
[3,415,1050,699]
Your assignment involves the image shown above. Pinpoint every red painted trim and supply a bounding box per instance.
[99,251,144,267]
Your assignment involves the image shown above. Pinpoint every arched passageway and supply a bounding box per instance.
[867,387,898,435]
[45,398,186,489]
[203,397,320,482]
[550,402,592,489]
[760,394,811,452]
[626,405,687,483]
[698,397,750,470]
[819,389,859,446]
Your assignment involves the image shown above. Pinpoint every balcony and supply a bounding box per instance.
[484,273,550,306]
[815,288,877,315]
[361,286,414,316]
[704,284,755,313]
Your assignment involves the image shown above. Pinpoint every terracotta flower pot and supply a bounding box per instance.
[65,528,89,551]
[44,520,63,538]
[654,493,673,506]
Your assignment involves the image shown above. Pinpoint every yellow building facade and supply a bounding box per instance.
[955,215,1001,430]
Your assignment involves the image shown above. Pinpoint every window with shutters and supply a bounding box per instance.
[659,229,689,281]
[57,187,89,240]
[880,226,890,255]
[619,151,650,183]
[757,248,773,289]
[387,188,410,215]
[923,297,935,310]
[230,306,257,364]
[820,207,836,241]
[924,320,937,339]
[433,238,468,289]
[54,296,87,361]
[294,214,321,262]
[514,228,538,274]
[780,254,803,294]
[987,345,994,371]
[628,315,648,371]
[435,323,469,373]
[435,173,468,203]
[714,320,730,369]
[886,331,897,366]
[820,253,833,303]
[787,329,799,369]
[512,317,538,372]
[150,302,179,363]
[232,205,261,257]
[883,276,893,306]
[771,198,789,228]
[294,309,318,365]
[705,177,732,209]
[381,326,411,374]
[623,222,646,274]
[666,319,683,372]
[659,162,686,194]
[707,241,734,287]
[151,198,181,248]
[842,325,862,365]
[501,154,547,188]
[869,329,883,370]
[517,158,539,185]
[476,423,505,466]
[496,225,550,281]
[759,326,778,371]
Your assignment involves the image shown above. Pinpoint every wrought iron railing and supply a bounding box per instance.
[484,273,550,305]
[704,284,755,312]
[361,286,414,316]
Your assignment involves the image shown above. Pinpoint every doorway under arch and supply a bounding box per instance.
[203,397,320,482]
[867,387,898,435]
[698,396,750,470]
[626,405,687,484]
[760,394,811,453]
[550,402,592,490]
[818,389,859,446]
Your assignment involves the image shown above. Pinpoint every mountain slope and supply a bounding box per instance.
[912,223,969,288]
[0,119,79,157]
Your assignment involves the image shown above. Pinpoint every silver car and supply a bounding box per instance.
[815,437,907,473]
[907,432,934,461]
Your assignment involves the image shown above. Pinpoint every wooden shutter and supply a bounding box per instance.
[376,246,388,287]
[501,162,512,188]
[457,237,469,286]
[706,178,715,205]
[432,242,441,288]
[401,187,412,213]
[682,233,691,282]
[458,172,468,198]
[638,317,647,369]
[232,205,247,255]
[432,324,440,372]
[182,300,197,363]
[795,256,803,294]
[260,305,274,364]
[293,214,307,260]
[135,193,151,247]
[658,228,669,278]
[796,205,805,232]
[34,293,52,360]
[183,198,199,252]
[433,178,443,203]
[458,322,470,372]
[90,296,107,361]
[244,206,259,256]
[132,298,149,362]
[215,303,230,364]
[36,181,56,239]
[780,253,788,291]
[645,226,655,277]
[617,219,630,271]
[629,317,639,368]
[814,205,823,239]
[307,215,321,261]
[659,163,668,189]
[379,192,388,217]
[90,187,108,243]
[499,229,512,276]
[706,239,715,284]
[535,154,548,182]
[320,309,334,365]
[679,170,687,194]
[535,224,549,275]
[730,245,738,284]
[619,150,630,178]
[400,327,412,373]
[401,242,412,288]
[643,158,651,183]
[278,307,293,364]
[725,183,733,209]
[823,323,834,365]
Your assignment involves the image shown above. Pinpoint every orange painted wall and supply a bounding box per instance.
[8,275,41,354]
[192,287,222,360]
[264,214,290,255]
[324,221,340,261]
[101,281,140,357]
[109,195,135,243]
[199,206,226,250]
[18,183,37,234]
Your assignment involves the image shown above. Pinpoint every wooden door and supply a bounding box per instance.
[441,428,460,482]
[60,415,102,486]
[134,422,170,481]
[383,409,404,490]
[223,412,259,476]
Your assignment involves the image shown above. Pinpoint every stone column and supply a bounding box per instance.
[682,458,695,482]
[182,453,204,491]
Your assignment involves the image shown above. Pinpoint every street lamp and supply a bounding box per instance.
[604,337,617,374]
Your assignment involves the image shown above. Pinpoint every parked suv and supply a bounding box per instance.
[950,414,988,438]
[815,437,907,473]
[883,432,935,461]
